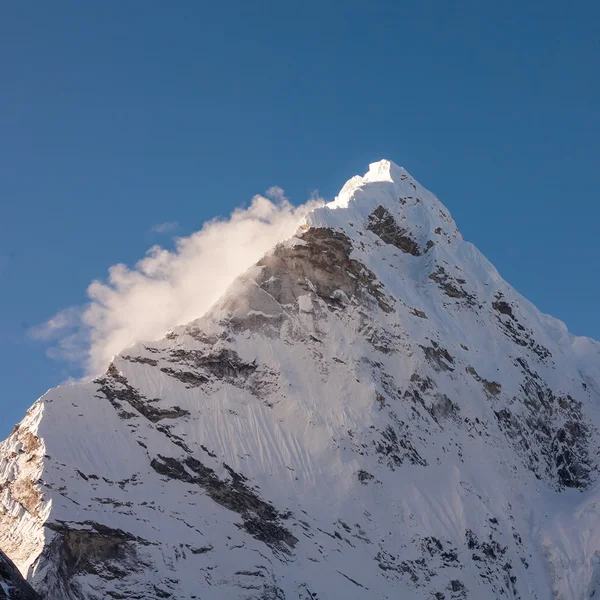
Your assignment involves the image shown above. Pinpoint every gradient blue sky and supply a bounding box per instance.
[1,1,599,436]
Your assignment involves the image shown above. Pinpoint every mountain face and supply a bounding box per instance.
[0,550,40,600]
[2,160,600,600]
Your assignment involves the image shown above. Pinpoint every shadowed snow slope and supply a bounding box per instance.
[2,160,600,599]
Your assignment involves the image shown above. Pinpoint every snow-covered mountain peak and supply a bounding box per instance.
[2,161,600,600]
[362,158,407,183]
[304,159,460,258]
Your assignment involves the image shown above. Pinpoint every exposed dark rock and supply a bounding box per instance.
[122,355,158,367]
[420,342,455,372]
[228,312,287,336]
[256,228,394,314]
[409,373,435,391]
[0,549,41,599]
[367,205,421,256]
[428,267,476,305]
[374,425,427,468]
[429,393,459,421]
[96,365,190,422]
[363,325,401,355]
[463,527,519,597]
[448,580,467,598]
[159,367,208,388]
[31,521,153,599]
[376,536,463,593]
[492,300,514,318]
[492,293,552,361]
[493,361,593,489]
[168,348,257,382]
[186,545,213,555]
[337,571,367,589]
[465,366,502,397]
[357,470,375,484]
[150,455,297,551]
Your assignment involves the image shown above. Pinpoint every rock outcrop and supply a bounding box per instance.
[0,550,40,600]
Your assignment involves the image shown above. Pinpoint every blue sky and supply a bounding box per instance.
[1,1,599,436]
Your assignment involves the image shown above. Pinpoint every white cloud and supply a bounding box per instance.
[265,186,285,201]
[30,306,82,340]
[149,221,179,234]
[36,191,323,376]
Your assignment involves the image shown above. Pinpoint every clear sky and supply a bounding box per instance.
[1,1,599,436]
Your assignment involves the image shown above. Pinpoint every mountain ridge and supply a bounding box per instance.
[0,549,40,600]
[1,161,600,599]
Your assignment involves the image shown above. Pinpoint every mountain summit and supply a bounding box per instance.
[2,161,600,599]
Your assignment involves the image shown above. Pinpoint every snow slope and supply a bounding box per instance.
[1,160,600,599]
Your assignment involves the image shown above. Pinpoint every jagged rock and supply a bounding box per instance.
[0,550,41,599]
[367,205,421,256]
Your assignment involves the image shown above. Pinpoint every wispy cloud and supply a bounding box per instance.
[265,186,285,201]
[30,306,82,340]
[149,221,179,234]
[35,191,323,376]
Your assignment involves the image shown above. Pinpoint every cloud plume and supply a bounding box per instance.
[149,221,179,234]
[35,191,323,376]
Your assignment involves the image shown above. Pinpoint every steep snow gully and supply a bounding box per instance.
[2,160,600,599]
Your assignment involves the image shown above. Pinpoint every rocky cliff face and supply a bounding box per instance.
[0,550,40,600]
[1,160,600,599]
